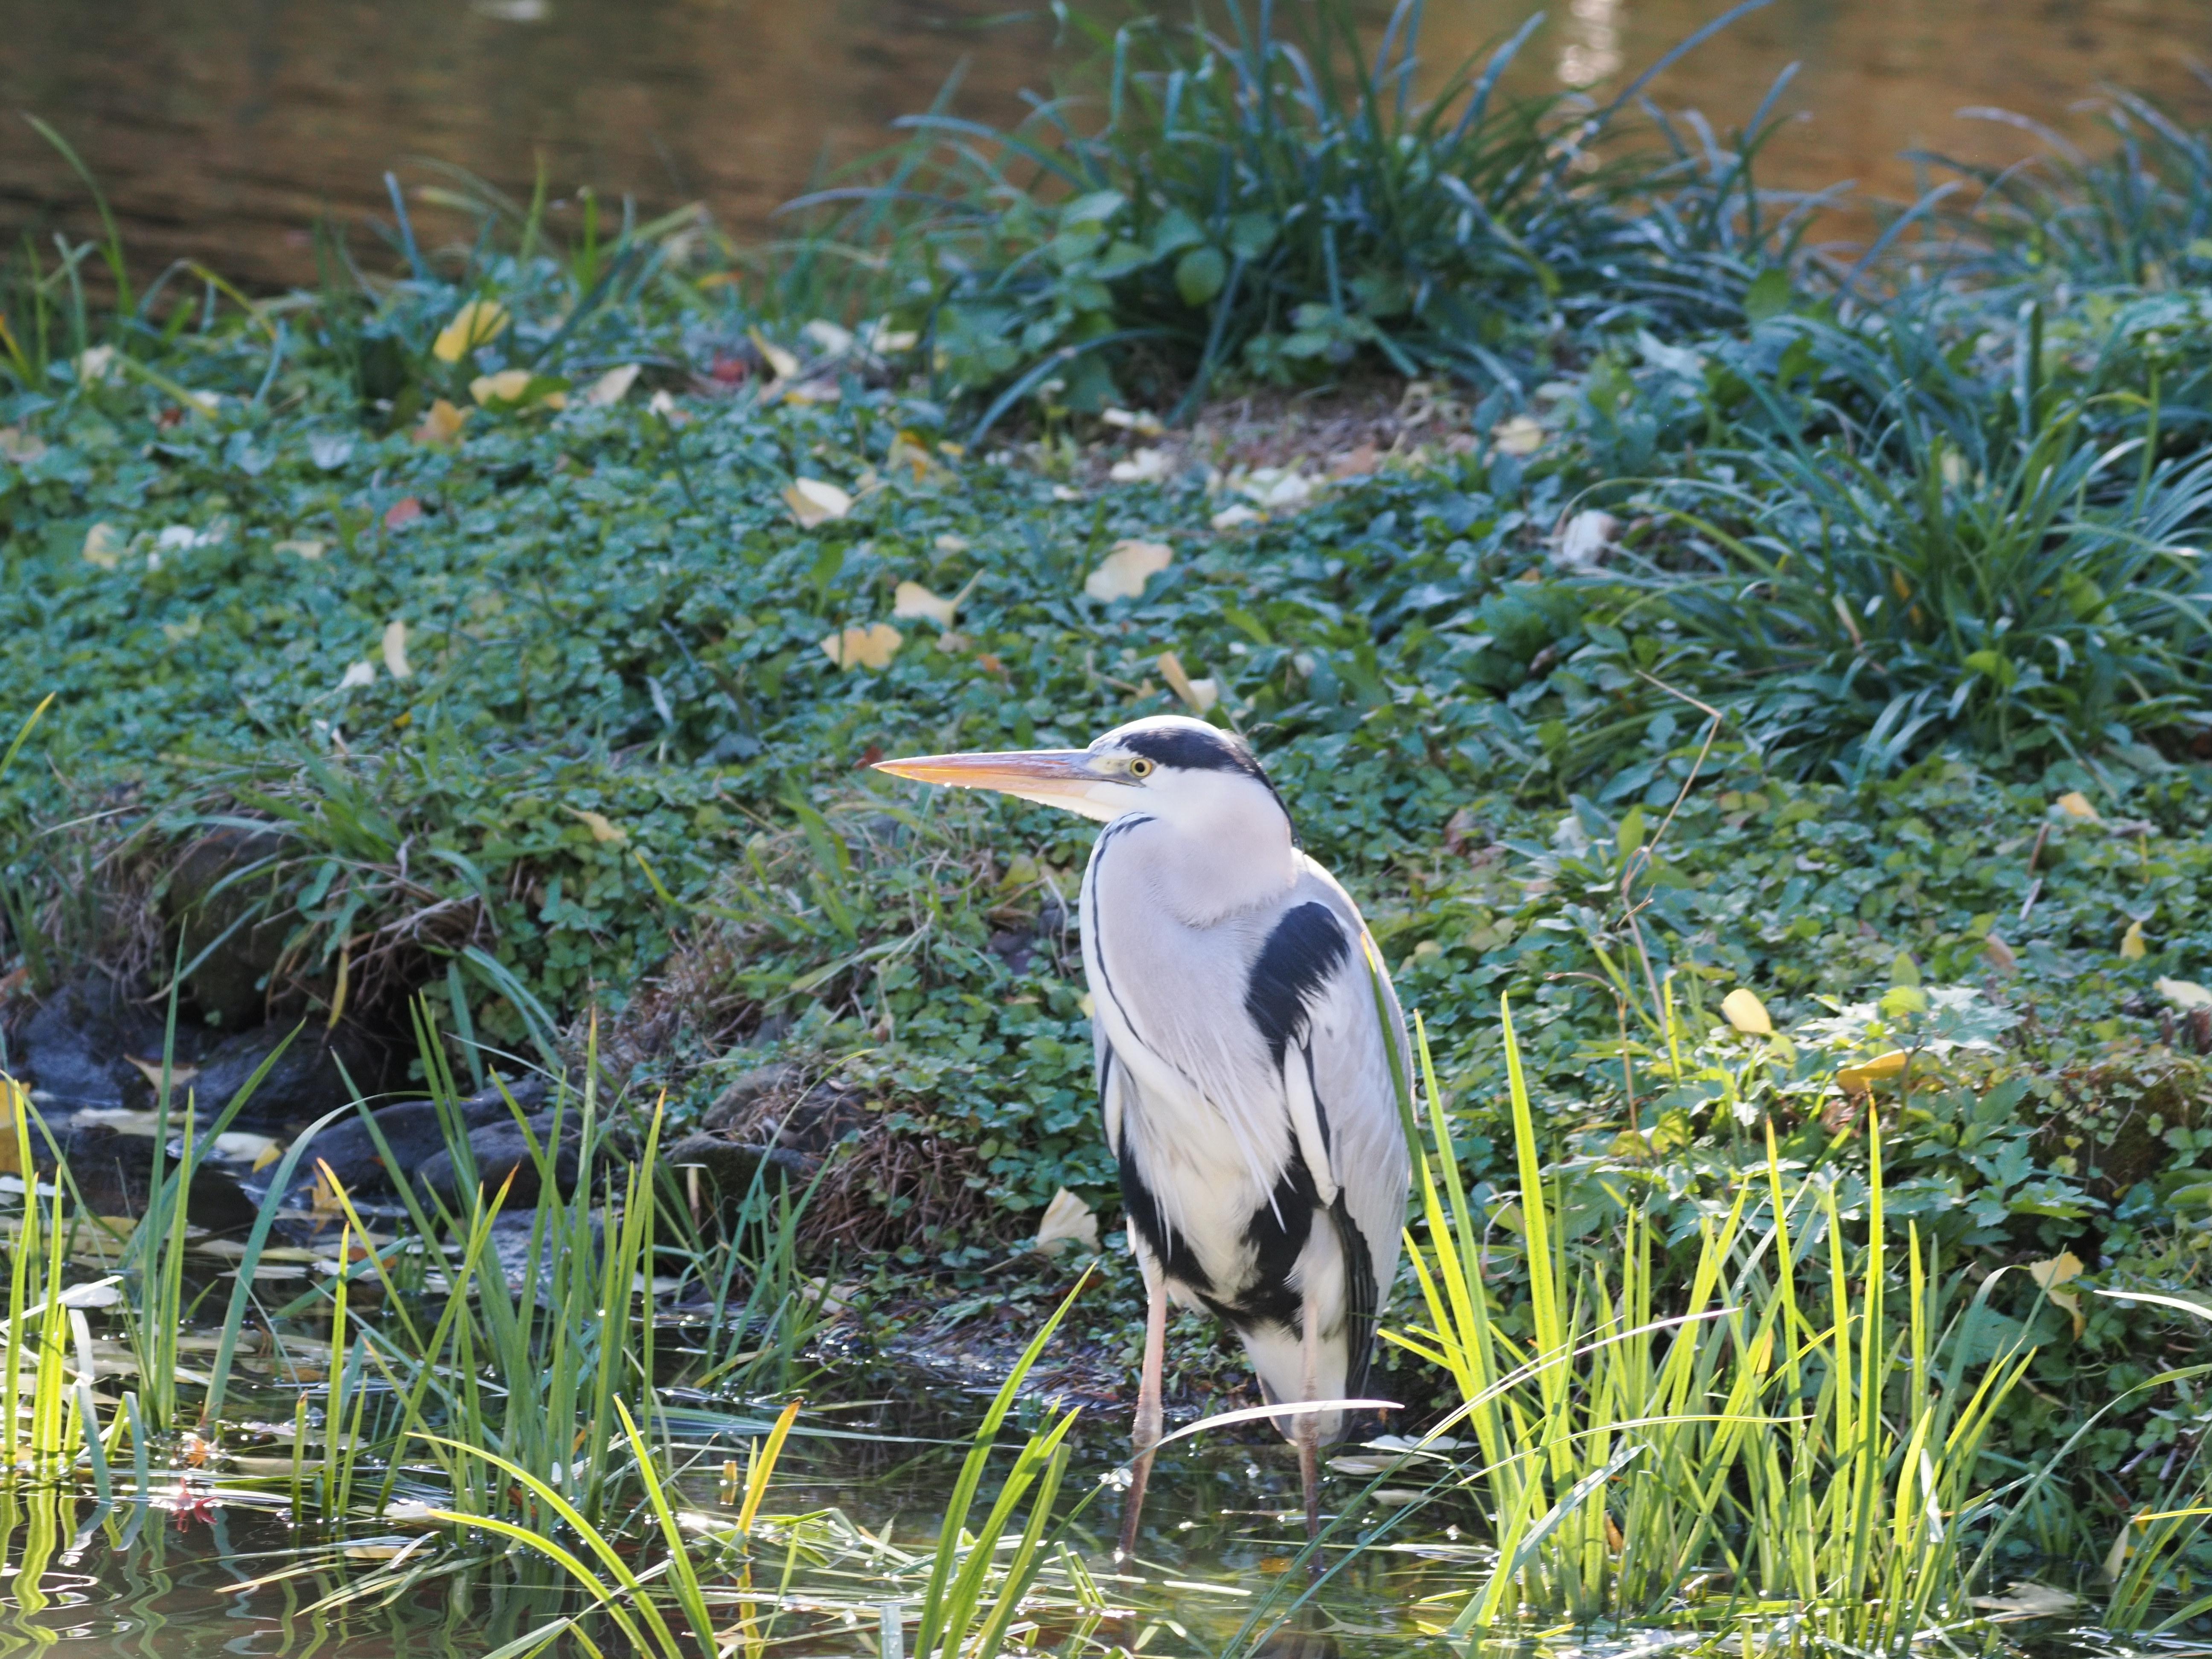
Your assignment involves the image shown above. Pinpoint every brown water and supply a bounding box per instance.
[4,0,2212,291]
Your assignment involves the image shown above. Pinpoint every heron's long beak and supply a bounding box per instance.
[872,749,1118,821]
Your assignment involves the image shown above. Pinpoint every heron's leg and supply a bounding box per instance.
[1297,1290,1322,1544]
[1118,1257,1168,1560]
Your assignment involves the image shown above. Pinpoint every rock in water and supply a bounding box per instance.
[188,1019,387,1128]
[15,973,178,1110]
[416,1109,632,1211]
[664,1135,819,1205]
[283,1074,547,1202]
[52,1123,260,1233]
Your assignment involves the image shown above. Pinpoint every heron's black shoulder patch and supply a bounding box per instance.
[1119,724,1266,778]
[1245,902,1349,1066]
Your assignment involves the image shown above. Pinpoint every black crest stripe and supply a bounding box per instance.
[1118,725,1263,776]
[1245,903,1349,1067]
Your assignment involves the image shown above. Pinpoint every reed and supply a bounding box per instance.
[1388,1001,2040,1652]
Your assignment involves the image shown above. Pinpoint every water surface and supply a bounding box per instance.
[5,0,2212,288]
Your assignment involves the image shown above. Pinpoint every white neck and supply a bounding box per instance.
[1124,775,1297,927]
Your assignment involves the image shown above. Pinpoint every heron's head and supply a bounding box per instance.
[873,714,1292,836]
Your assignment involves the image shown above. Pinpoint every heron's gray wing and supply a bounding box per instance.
[1278,873,1411,1395]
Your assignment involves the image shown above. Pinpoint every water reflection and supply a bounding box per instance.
[4,0,2212,288]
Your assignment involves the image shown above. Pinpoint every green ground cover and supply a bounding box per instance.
[8,6,2212,1640]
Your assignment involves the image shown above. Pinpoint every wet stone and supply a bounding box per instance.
[416,1109,630,1211]
[14,972,186,1111]
[46,1123,260,1233]
[186,1018,388,1129]
[663,1135,819,1203]
[282,1074,547,1202]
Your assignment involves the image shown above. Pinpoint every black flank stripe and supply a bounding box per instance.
[1245,903,1349,1068]
[1119,1140,1214,1295]
[1330,1196,1379,1401]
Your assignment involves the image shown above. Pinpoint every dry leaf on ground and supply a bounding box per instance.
[412,399,468,445]
[81,522,126,569]
[337,662,376,691]
[274,538,326,560]
[381,620,412,679]
[0,426,47,464]
[2055,790,2101,821]
[2157,976,2212,1008]
[1836,1049,1909,1092]
[1555,509,1620,573]
[432,300,509,363]
[820,623,902,670]
[894,582,959,628]
[1492,413,1546,454]
[1720,988,1773,1036]
[785,478,853,527]
[2121,920,2149,959]
[2028,1251,2085,1336]
[1085,538,1173,601]
[568,808,626,844]
[1035,1188,1100,1254]
[1157,651,1219,714]
[585,364,640,406]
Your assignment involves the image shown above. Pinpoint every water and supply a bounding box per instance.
[0,1371,1482,1656]
[4,0,2212,289]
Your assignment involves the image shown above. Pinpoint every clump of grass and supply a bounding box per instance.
[1388,1003,2047,1649]
[1612,308,2212,775]
[782,0,1802,426]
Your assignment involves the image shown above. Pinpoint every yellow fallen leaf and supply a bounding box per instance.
[646,389,688,425]
[585,364,640,406]
[432,299,509,363]
[251,1141,282,1173]
[75,345,116,384]
[1983,932,2018,972]
[2157,976,2212,1009]
[0,425,48,464]
[469,369,533,406]
[1102,406,1165,437]
[1836,1049,1910,1092]
[124,1057,200,1089]
[887,430,944,481]
[784,477,853,527]
[413,398,468,445]
[337,662,376,691]
[2056,790,2101,822]
[1720,988,1773,1036]
[1972,1582,2081,1621]
[749,329,801,381]
[274,538,325,560]
[2028,1250,2085,1336]
[82,522,127,569]
[934,533,969,554]
[381,620,412,679]
[568,808,626,844]
[1085,538,1173,602]
[1491,414,1545,455]
[1033,1187,1100,1255]
[820,623,902,671]
[2121,920,2149,960]
[894,581,959,628]
[1157,651,1218,714]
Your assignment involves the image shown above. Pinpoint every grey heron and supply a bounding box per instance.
[874,714,1410,1551]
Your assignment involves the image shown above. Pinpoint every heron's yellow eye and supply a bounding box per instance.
[1128,757,1155,779]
